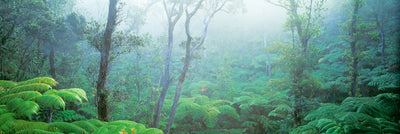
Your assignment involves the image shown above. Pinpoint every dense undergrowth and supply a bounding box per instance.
[0,77,162,134]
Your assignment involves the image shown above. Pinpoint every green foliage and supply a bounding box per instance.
[49,122,88,134]
[17,77,58,87]
[72,120,98,133]
[0,80,17,89]
[8,83,52,94]
[35,95,65,109]
[296,93,400,134]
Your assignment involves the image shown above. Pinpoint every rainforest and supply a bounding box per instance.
[0,0,399,134]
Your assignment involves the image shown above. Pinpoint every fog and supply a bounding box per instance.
[1,0,399,133]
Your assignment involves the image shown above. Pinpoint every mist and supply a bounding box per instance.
[0,0,399,133]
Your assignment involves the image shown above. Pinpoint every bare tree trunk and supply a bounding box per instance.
[166,30,193,133]
[49,46,57,80]
[264,36,271,81]
[96,0,118,122]
[349,0,360,97]
[153,0,183,128]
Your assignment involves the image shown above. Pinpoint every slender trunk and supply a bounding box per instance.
[349,0,360,97]
[264,36,271,81]
[153,0,184,126]
[153,27,174,128]
[49,46,57,80]
[46,108,53,123]
[166,36,191,134]
[96,0,118,122]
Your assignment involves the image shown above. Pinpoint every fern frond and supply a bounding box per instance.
[15,100,39,120]
[193,95,210,105]
[72,121,98,133]
[268,104,292,119]
[92,126,109,134]
[15,129,63,134]
[203,106,220,128]
[316,118,343,133]
[375,93,400,118]
[0,113,15,132]
[35,94,65,110]
[55,90,82,103]
[258,115,279,132]
[8,83,51,94]
[87,119,105,127]
[0,80,17,89]
[13,120,58,133]
[0,91,42,104]
[49,122,88,134]
[304,104,339,121]
[18,77,58,87]
[63,88,88,101]
[340,97,388,119]
[137,128,163,134]
[217,105,239,120]
[211,100,233,106]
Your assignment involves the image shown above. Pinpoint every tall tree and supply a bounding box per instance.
[166,0,228,133]
[153,0,184,128]
[266,0,326,126]
[96,0,119,122]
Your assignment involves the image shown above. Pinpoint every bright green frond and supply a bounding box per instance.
[0,80,17,89]
[49,122,88,134]
[8,83,51,94]
[56,90,82,103]
[87,119,105,127]
[92,126,109,134]
[63,88,88,101]
[72,121,98,133]
[0,91,42,104]
[13,120,58,133]
[132,123,146,132]
[35,94,65,109]
[7,98,24,112]
[137,128,164,134]
[15,129,63,134]
[18,77,58,87]
[0,113,15,132]
[109,120,136,126]
[15,101,39,120]
[193,95,210,105]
